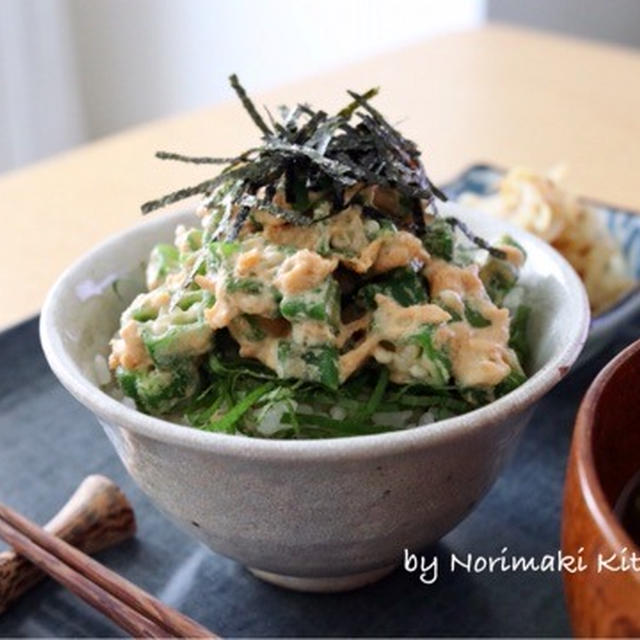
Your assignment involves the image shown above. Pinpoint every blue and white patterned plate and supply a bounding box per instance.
[443,164,640,365]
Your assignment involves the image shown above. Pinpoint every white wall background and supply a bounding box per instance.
[0,0,485,174]
[0,0,86,172]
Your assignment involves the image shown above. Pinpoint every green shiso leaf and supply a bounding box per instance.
[509,304,531,369]
[203,382,275,433]
[463,302,492,328]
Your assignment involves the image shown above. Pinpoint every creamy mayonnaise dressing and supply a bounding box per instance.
[110,197,526,393]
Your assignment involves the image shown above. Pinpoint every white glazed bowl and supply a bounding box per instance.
[40,202,589,592]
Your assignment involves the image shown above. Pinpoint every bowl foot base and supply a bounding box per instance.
[248,563,397,592]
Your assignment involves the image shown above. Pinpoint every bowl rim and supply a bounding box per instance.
[590,282,640,336]
[573,338,640,560]
[40,205,590,461]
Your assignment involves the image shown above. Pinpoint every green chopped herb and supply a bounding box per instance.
[509,305,531,369]
[464,302,492,328]
[226,276,263,295]
[357,268,427,309]
[423,218,454,261]
[204,383,274,433]
[147,244,179,286]
[495,369,527,397]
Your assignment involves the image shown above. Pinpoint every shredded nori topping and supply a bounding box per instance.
[141,75,505,258]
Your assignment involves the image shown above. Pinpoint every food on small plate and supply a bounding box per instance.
[106,76,530,438]
[459,166,636,315]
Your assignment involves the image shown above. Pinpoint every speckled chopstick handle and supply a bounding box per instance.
[0,475,136,614]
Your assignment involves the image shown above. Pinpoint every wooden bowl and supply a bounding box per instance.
[563,338,640,637]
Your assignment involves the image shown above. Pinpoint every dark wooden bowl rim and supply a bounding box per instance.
[574,340,640,564]
[574,338,640,570]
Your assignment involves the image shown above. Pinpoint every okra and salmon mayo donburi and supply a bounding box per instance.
[107,76,531,438]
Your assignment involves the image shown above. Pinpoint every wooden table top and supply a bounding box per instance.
[2,24,639,329]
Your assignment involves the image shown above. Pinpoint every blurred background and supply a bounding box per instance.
[2,0,639,175]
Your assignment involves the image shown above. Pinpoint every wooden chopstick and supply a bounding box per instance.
[0,515,169,637]
[0,502,214,638]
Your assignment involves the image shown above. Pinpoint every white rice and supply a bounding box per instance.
[256,401,295,436]
[93,354,112,386]
[330,406,347,420]
[371,409,414,429]
[121,396,137,410]
[503,284,525,311]
[417,410,435,426]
